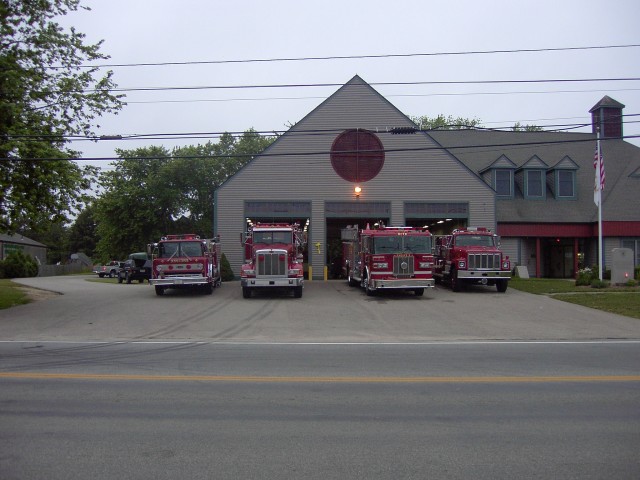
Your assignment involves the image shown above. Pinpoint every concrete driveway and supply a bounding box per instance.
[2,275,639,342]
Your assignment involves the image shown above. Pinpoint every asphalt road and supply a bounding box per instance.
[1,276,639,479]
[2,275,640,342]
[1,342,639,480]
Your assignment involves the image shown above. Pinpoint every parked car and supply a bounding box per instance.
[93,261,125,278]
[118,252,152,284]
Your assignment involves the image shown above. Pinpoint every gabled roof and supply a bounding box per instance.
[550,155,579,170]
[479,154,516,174]
[590,95,625,112]
[429,130,640,223]
[516,155,548,171]
[0,233,47,248]
[218,75,492,194]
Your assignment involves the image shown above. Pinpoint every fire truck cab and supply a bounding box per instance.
[240,223,306,298]
[342,224,435,296]
[434,227,510,292]
[148,234,221,296]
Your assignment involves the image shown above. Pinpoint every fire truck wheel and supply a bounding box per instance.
[496,280,508,293]
[363,276,375,296]
[450,269,461,292]
[347,271,358,287]
[242,287,252,299]
[414,288,424,296]
[154,286,165,296]
[293,286,303,298]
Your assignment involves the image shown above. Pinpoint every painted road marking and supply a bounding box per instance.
[1,373,639,383]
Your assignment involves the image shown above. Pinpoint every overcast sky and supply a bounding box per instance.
[59,0,640,169]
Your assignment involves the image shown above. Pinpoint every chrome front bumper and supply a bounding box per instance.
[370,278,435,289]
[241,277,304,288]
[456,270,511,280]
[150,276,209,286]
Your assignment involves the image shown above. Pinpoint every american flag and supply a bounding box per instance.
[594,146,605,191]
[593,145,605,206]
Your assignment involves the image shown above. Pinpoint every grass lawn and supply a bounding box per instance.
[509,277,640,319]
[0,279,30,309]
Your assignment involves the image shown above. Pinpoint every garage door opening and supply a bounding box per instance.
[326,217,389,279]
[404,218,466,235]
[245,217,310,277]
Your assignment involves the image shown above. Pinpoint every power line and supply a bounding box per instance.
[122,88,640,105]
[54,44,640,70]
[32,77,640,96]
[6,114,639,141]
[6,134,640,162]
[103,77,640,94]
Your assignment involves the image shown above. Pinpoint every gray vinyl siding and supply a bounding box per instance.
[217,77,496,278]
[499,237,519,267]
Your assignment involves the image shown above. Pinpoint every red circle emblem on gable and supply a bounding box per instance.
[330,129,384,182]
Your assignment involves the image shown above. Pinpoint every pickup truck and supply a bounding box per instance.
[117,253,152,284]
[93,261,124,278]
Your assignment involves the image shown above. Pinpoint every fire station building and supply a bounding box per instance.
[215,75,640,279]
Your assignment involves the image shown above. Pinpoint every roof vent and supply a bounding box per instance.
[589,96,625,138]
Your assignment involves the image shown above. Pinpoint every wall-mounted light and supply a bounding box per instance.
[354,185,362,197]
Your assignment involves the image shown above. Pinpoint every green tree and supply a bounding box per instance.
[94,147,174,261]
[0,0,123,234]
[411,114,483,130]
[23,220,69,264]
[511,122,543,132]
[67,202,98,258]
[93,130,275,260]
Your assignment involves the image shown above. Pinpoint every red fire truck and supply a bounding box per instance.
[148,234,221,296]
[433,227,510,292]
[342,224,435,296]
[240,223,306,298]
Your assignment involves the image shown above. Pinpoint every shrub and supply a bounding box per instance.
[220,253,235,281]
[625,279,637,287]
[575,267,593,286]
[590,278,607,289]
[636,266,640,281]
[0,251,38,279]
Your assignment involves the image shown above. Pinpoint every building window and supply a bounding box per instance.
[525,170,544,198]
[557,170,575,198]
[495,170,512,197]
[330,129,385,182]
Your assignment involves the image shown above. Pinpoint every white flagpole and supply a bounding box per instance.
[596,129,603,281]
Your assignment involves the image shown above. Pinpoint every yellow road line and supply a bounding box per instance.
[1,373,639,383]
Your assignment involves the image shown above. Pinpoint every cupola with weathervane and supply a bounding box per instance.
[589,95,625,138]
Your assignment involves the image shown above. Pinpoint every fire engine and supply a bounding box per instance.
[148,234,221,296]
[433,227,510,292]
[342,224,435,296]
[240,223,306,298]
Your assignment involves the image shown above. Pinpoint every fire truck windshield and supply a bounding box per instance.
[373,235,432,254]
[158,241,203,258]
[455,235,495,247]
[253,231,292,245]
